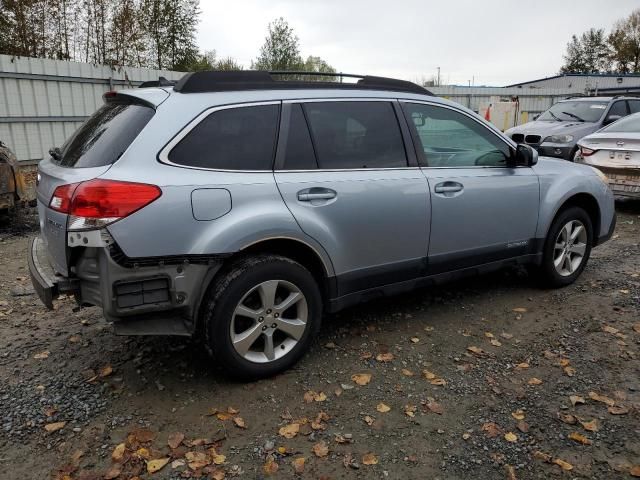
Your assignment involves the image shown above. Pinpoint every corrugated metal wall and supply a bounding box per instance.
[0,54,183,162]
[506,74,640,92]
[430,86,576,126]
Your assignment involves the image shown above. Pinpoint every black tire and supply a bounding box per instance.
[201,254,322,379]
[536,206,593,288]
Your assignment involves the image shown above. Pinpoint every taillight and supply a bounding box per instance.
[49,179,161,231]
[580,146,596,157]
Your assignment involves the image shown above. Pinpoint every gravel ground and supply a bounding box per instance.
[0,202,638,480]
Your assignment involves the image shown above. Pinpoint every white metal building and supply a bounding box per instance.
[505,73,640,95]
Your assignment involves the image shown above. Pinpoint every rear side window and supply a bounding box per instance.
[608,101,628,118]
[58,102,154,167]
[168,104,280,170]
[303,102,407,169]
[628,100,640,114]
[282,104,318,170]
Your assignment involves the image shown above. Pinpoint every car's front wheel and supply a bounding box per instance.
[201,254,322,379]
[537,206,593,288]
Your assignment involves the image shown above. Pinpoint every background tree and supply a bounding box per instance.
[253,17,303,71]
[608,10,640,73]
[560,28,611,73]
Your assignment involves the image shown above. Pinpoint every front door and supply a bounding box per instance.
[401,101,540,273]
[274,100,431,296]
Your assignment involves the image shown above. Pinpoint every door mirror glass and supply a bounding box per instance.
[515,144,538,166]
[603,114,622,126]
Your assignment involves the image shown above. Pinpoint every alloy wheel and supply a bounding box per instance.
[553,219,587,277]
[230,279,308,363]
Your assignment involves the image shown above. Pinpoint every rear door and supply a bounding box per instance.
[37,99,155,275]
[401,101,539,272]
[274,100,431,297]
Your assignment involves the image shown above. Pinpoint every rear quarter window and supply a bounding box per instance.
[58,101,154,168]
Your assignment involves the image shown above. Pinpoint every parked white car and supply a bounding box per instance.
[576,112,640,199]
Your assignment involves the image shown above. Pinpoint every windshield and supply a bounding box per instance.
[537,100,608,123]
[56,101,154,167]
[600,112,640,133]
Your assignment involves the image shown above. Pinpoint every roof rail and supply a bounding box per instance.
[172,70,431,95]
[139,76,176,88]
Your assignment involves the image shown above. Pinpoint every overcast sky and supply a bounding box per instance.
[197,0,639,86]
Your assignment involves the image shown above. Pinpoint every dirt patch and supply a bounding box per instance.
[0,202,639,480]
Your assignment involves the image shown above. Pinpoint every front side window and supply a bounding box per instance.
[402,103,511,167]
[302,101,407,169]
[628,100,640,114]
[168,104,280,170]
[607,101,628,119]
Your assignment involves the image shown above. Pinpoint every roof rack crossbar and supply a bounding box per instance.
[172,70,431,95]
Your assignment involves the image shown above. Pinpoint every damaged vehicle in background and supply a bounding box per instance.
[0,140,25,214]
[576,111,640,199]
[506,96,640,160]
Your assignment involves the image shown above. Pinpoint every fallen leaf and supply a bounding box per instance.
[279,423,300,438]
[233,417,247,429]
[376,352,394,362]
[462,432,471,440]
[360,351,372,360]
[490,339,502,347]
[363,415,375,426]
[630,466,640,477]
[352,373,372,385]
[511,409,525,420]
[401,368,414,377]
[553,459,574,471]
[527,377,543,385]
[292,457,305,474]
[362,453,378,465]
[484,332,494,338]
[99,365,113,377]
[185,451,210,470]
[558,413,577,424]
[334,434,352,444]
[422,370,436,380]
[512,307,527,313]
[334,387,343,396]
[303,390,327,403]
[533,451,552,463]
[34,350,50,360]
[516,420,529,433]
[171,459,185,468]
[569,395,585,406]
[633,323,640,334]
[410,337,420,343]
[500,332,514,340]
[404,404,417,418]
[211,450,226,465]
[481,422,502,438]
[467,346,485,356]
[603,325,619,334]
[131,428,156,443]
[430,377,447,386]
[44,421,66,433]
[376,402,391,413]
[515,362,529,369]
[112,443,127,462]
[568,431,592,445]
[563,366,576,377]
[312,441,329,458]
[167,432,184,449]
[216,412,232,421]
[579,419,599,432]
[505,464,517,480]
[589,391,615,406]
[146,458,169,474]
[263,458,278,475]
[608,405,629,415]
[104,464,122,480]
[135,448,150,459]
[425,399,444,415]
[504,432,518,443]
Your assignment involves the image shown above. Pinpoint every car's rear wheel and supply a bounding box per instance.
[201,254,322,379]
[537,206,593,287]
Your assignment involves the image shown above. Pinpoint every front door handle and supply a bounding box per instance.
[434,182,463,194]
[297,188,337,202]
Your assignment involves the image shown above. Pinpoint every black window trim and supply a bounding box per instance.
[158,100,282,172]
[605,100,630,120]
[275,98,415,172]
[399,100,520,169]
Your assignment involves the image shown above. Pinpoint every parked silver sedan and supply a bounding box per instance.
[576,112,640,199]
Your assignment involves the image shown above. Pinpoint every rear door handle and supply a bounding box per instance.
[297,188,337,201]
[434,182,463,194]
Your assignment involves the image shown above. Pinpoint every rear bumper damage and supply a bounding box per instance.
[29,233,222,335]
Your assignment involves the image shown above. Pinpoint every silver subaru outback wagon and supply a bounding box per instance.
[29,71,616,378]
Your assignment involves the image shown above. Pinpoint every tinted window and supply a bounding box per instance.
[58,102,154,167]
[601,112,640,133]
[607,101,628,119]
[403,103,511,167]
[303,102,407,169]
[169,104,279,170]
[282,104,317,170]
[538,100,608,123]
[629,100,640,114]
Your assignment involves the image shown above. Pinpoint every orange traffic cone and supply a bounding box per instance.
[484,103,492,122]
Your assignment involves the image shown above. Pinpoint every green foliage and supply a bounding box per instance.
[560,28,611,74]
[608,10,640,73]
[253,17,303,71]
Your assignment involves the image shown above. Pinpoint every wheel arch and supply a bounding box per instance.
[547,192,601,242]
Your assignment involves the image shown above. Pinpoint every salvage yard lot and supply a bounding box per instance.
[0,204,639,480]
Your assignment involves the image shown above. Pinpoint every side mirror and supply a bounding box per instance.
[514,144,538,167]
[603,114,621,126]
